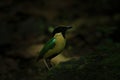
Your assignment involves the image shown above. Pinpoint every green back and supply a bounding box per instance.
[37,37,56,60]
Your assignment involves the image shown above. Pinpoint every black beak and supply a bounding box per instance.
[66,26,72,29]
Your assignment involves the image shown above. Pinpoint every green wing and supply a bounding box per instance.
[37,37,56,61]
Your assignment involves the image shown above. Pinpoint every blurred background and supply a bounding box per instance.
[0,0,120,80]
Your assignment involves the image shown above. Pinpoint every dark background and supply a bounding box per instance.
[0,0,120,80]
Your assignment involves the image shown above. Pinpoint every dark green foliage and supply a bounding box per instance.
[46,60,120,80]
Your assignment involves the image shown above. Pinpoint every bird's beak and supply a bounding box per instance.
[66,26,72,29]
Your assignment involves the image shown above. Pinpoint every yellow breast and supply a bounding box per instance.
[44,33,66,59]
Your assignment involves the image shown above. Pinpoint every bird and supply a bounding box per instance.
[36,26,72,70]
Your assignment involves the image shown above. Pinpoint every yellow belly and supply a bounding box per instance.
[44,33,66,59]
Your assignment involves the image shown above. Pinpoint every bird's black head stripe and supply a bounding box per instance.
[52,26,72,37]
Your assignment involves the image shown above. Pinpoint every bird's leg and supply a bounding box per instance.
[43,59,52,70]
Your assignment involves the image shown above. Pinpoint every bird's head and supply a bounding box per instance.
[52,26,72,37]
